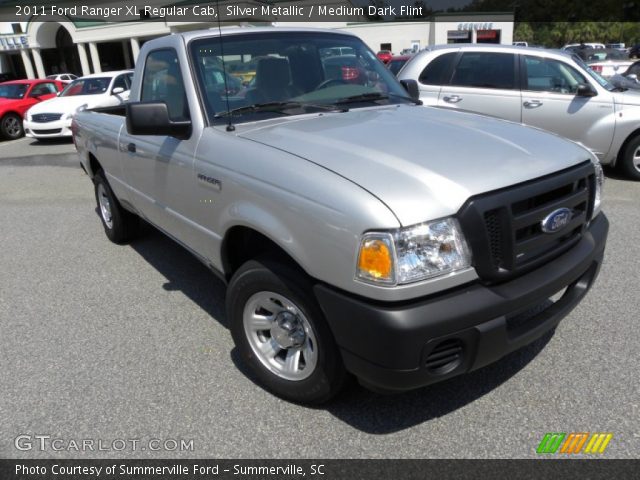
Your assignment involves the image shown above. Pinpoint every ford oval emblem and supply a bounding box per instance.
[541,208,573,234]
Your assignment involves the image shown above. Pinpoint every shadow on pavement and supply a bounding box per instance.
[325,330,553,433]
[128,225,228,328]
[26,137,74,146]
[124,219,556,433]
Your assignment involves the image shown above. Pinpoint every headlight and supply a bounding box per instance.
[592,160,604,219]
[64,113,74,120]
[356,217,472,286]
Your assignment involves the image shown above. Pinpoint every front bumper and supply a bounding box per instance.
[24,118,72,138]
[314,213,608,392]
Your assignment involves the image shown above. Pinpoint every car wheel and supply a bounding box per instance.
[1,113,24,140]
[620,135,640,181]
[94,170,140,243]
[227,258,347,404]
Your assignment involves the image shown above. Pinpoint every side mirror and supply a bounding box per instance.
[627,73,638,82]
[399,79,421,102]
[576,83,597,97]
[112,87,125,95]
[126,102,191,139]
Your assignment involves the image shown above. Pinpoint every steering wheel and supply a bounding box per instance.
[316,78,347,90]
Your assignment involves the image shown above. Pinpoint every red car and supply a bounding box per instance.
[376,50,393,64]
[0,79,64,140]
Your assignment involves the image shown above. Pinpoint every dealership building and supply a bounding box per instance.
[0,0,513,79]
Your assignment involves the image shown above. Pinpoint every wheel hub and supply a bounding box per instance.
[270,311,306,349]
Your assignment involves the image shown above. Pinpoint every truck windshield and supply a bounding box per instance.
[190,31,412,124]
[60,77,111,97]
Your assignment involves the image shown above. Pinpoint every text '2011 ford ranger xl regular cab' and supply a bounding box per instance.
[74,28,608,404]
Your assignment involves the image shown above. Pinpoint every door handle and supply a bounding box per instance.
[443,95,462,103]
[523,100,543,108]
[127,143,136,153]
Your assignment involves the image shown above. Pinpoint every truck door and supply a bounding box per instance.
[119,48,205,252]
[520,55,615,160]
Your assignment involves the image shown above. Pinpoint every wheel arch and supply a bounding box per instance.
[86,152,103,179]
[221,225,309,282]
[616,128,640,168]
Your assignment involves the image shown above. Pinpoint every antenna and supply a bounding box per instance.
[216,0,235,132]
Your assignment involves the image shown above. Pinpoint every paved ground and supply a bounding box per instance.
[0,137,638,459]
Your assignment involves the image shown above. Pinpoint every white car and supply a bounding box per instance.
[25,71,133,140]
[562,42,605,50]
[46,73,78,84]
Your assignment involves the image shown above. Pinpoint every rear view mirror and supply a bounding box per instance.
[399,79,421,102]
[126,102,191,139]
[627,73,638,82]
[576,83,597,97]
[112,87,125,95]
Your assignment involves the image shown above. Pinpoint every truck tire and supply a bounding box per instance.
[1,113,24,140]
[620,135,640,181]
[227,258,347,404]
[93,170,139,244]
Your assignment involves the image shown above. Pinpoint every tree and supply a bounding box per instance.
[514,22,534,43]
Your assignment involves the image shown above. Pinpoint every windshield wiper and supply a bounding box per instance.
[335,91,421,106]
[335,92,390,105]
[214,101,347,118]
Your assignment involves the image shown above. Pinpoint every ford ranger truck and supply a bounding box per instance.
[73,28,608,404]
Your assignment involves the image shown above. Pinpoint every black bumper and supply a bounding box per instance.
[314,213,608,392]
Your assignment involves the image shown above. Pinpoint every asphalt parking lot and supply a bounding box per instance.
[0,137,638,459]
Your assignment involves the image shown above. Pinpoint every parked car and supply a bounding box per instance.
[629,44,640,59]
[583,48,632,78]
[398,44,640,179]
[376,50,392,64]
[606,43,626,51]
[562,42,605,51]
[24,70,132,140]
[387,55,413,76]
[609,60,640,90]
[46,73,78,84]
[0,79,63,139]
[73,28,607,404]
[322,54,369,85]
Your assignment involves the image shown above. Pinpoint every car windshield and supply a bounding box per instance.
[190,31,411,123]
[572,55,616,91]
[0,84,28,99]
[60,77,110,97]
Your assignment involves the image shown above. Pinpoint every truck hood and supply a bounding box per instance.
[237,105,593,226]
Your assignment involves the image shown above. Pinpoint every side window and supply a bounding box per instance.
[112,75,129,92]
[31,82,58,96]
[524,56,587,94]
[450,52,516,89]
[141,49,189,121]
[418,52,456,85]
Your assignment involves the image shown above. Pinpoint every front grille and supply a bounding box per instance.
[32,128,62,135]
[458,161,595,283]
[31,113,62,123]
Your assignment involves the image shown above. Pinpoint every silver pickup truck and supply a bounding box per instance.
[73,27,608,404]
